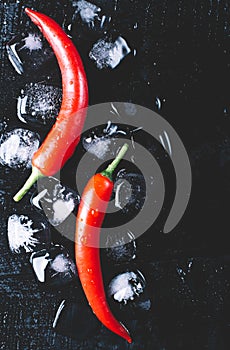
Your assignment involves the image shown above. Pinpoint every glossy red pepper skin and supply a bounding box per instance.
[75,173,132,343]
[25,8,88,175]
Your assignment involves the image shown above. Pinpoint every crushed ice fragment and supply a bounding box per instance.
[0,129,39,169]
[155,97,162,110]
[187,258,193,272]
[176,259,193,282]
[223,107,228,116]
[0,121,7,132]
[89,36,131,69]
[108,270,145,304]
[104,121,126,136]
[30,244,77,286]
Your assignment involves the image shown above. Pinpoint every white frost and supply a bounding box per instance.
[20,33,42,53]
[7,214,40,253]
[83,136,112,159]
[50,254,72,273]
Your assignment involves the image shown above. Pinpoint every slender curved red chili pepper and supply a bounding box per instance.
[13,8,88,202]
[75,144,132,343]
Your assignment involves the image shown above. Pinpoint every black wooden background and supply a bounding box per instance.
[0,1,230,349]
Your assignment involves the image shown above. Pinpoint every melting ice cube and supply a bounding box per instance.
[17,83,62,127]
[6,32,54,75]
[82,121,126,159]
[108,270,146,304]
[0,128,40,169]
[114,172,146,215]
[30,244,77,286]
[105,230,136,263]
[7,213,50,254]
[66,0,112,38]
[73,0,101,26]
[31,177,80,226]
[83,135,112,159]
[89,36,131,69]
[124,103,137,116]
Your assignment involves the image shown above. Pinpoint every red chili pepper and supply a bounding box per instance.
[75,144,132,343]
[13,8,88,202]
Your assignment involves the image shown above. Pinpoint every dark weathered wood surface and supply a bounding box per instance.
[1,1,230,349]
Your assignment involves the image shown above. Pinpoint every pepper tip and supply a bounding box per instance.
[24,7,31,15]
[127,335,132,344]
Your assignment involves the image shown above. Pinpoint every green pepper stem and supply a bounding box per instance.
[13,166,44,202]
[101,143,129,180]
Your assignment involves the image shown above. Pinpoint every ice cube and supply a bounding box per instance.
[73,0,101,27]
[105,230,136,263]
[53,299,100,339]
[82,121,126,159]
[108,270,145,304]
[83,135,112,159]
[123,103,137,116]
[0,128,40,170]
[114,172,146,215]
[107,270,151,321]
[6,32,54,75]
[17,83,62,127]
[7,213,50,254]
[89,36,131,69]
[66,0,112,39]
[30,244,77,286]
[31,177,80,226]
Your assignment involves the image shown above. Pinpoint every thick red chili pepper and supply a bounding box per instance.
[13,8,88,202]
[75,144,132,343]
